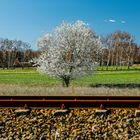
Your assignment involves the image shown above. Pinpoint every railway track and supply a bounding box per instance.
[0,96,140,108]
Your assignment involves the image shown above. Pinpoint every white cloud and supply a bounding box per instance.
[121,20,126,24]
[104,19,116,23]
[104,19,126,24]
[108,19,116,23]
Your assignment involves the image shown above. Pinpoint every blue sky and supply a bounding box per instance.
[0,0,140,49]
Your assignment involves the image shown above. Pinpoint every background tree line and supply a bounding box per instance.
[99,31,140,70]
[0,30,139,70]
[0,38,40,69]
[37,30,140,71]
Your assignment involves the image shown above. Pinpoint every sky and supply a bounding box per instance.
[0,0,140,50]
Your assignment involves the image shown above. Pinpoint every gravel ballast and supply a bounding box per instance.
[0,108,139,139]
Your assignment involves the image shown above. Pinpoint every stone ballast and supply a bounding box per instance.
[0,108,139,139]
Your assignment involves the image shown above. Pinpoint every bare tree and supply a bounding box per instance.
[103,31,136,70]
[0,38,31,69]
[101,35,115,70]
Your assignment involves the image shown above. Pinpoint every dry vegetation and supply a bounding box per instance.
[0,84,140,96]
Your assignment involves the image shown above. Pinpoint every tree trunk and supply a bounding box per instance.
[111,52,114,70]
[106,49,111,70]
[63,77,70,87]
[7,51,11,69]
[101,56,104,70]
[127,57,130,70]
[115,51,119,70]
[119,55,122,70]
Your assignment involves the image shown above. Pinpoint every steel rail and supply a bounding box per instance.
[0,96,140,108]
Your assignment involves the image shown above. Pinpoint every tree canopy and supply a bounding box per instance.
[37,20,101,87]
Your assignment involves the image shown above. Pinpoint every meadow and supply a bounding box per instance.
[0,66,139,96]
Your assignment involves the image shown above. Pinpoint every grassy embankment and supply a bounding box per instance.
[0,66,139,96]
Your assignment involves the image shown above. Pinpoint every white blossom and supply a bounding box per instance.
[37,20,101,87]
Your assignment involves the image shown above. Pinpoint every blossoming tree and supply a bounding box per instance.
[37,20,101,87]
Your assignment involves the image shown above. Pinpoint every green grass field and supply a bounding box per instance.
[0,68,59,86]
[74,70,140,87]
[0,67,140,87]
[96,65,140,71]
[0,67,139,96]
